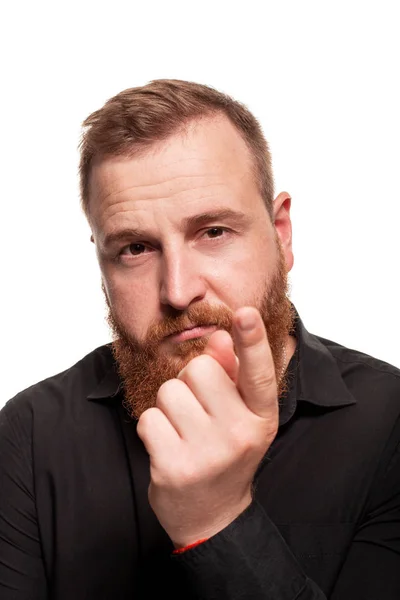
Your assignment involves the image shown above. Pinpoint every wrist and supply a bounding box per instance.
[171,495,252,549]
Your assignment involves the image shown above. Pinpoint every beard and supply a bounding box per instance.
[104,243,295,420]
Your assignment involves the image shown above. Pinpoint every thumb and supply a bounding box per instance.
[232,306,278,419]
[203,329,239,383]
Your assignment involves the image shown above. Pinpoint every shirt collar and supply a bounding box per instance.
[278,308,357,426]
[86,351,121,400]
[87,307,357,424]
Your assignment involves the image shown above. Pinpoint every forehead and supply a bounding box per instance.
[88,115,256,222]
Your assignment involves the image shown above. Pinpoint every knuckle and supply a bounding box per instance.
[178,464,199,486]
[137,407,158,436]
[181,353,215,380]
[157,460,198,489]
[232,432,255,455]
[156,378,183,408]
[228,422,256,453]
[249,371,276,393]
[157,378,178,395]
[150,467,169,489]
[229,418,277,456]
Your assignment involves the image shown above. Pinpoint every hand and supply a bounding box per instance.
[136,307,279,548]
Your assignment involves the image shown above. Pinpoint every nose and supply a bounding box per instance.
[159,247,207,311]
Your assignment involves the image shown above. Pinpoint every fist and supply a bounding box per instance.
[137,307,279,548]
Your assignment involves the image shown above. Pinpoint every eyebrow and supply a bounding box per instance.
[102,209,251,249]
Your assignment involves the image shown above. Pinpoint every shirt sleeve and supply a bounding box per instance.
[171,500,327,599]
[0,401,48,599]
[172,418,400,600]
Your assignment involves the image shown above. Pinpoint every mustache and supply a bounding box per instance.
[106,300,235,349]
[146,304,234,343]
[102,278,240,347]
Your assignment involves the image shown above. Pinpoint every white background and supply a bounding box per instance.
[1,1,399,407]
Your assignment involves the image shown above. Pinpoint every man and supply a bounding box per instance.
[0,79,399,599]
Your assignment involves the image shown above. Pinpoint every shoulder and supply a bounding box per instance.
[318,335,400,378]
[1,344,116,426]
[318,334,400,382]
[317,334,400,415]
[309,335,400,503]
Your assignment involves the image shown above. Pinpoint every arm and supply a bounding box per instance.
[137,308,328,598]
[172,500,326,599]
[137,307,400,598]
[172,416,400,600]
[0,401,48,599]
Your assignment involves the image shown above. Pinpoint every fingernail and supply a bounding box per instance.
[238,311,257,331]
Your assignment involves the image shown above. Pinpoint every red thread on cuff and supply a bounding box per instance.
[172,538,208,554]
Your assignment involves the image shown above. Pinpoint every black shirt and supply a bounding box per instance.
[1,312,400,599]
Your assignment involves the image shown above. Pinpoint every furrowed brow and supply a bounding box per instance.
[182,209,251,230]
[102,209,250,250]
[103,228,146,250]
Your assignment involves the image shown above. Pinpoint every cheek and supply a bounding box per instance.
[103,270,160,339]
[207,245,274,307]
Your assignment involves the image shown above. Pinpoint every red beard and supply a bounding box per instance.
[105,244,294,419]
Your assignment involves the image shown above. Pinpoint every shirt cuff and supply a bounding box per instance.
[171,499,308,600]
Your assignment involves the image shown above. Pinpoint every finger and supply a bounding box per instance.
[177,354,242,417]
[137,406,180,460]
[155,378,209,440]
[231,307,278,419]
[202,329,239,383]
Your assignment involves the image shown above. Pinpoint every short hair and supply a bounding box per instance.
[79,79,274,221]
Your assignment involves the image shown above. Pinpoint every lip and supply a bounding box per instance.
[168,325,218,343]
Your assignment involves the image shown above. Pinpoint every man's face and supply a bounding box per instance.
[89,116,294,417]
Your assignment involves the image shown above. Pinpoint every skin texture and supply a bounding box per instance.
[140,308,283,547]
[88,115,296,546]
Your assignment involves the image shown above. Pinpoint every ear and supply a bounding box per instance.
[90,234,94,243]
[273,191,294,271]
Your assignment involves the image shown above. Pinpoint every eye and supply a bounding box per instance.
[203,227,226,239]
[120,243,148,256]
